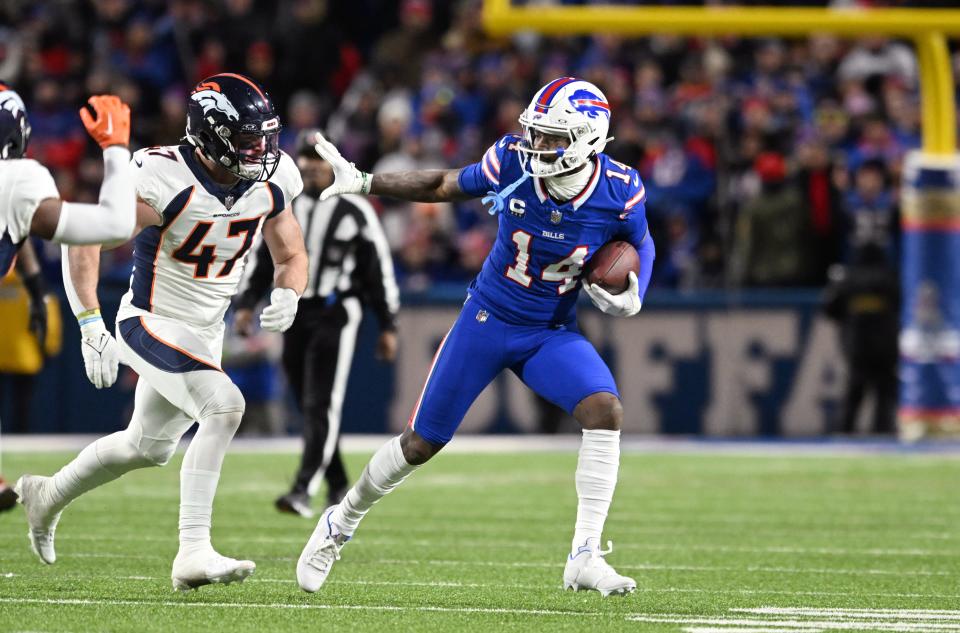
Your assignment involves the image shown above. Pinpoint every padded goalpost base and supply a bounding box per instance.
[899,151,960,441]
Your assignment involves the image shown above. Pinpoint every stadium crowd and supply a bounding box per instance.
[0,0,945,291]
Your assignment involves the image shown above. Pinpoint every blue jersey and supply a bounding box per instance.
[458,134,650,325]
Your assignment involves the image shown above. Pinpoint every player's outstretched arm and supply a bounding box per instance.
[309,130,470,203]
[369,169,470,203]
[258,207,308,333]
[30,95,137,245]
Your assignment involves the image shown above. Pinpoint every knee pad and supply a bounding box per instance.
[191,375,246,419]
[137,437,179,466]
[122,420,179,467]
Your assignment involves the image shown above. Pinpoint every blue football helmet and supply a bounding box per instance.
[185,73,282,182]
[0,83,30,160]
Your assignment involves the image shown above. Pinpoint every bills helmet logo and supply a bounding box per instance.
[190,81,240,122]
[568,89,609,120]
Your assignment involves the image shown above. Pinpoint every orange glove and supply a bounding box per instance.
[79,95,131,149]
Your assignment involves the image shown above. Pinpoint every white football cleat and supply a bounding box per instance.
[14,475,61,565]
[297,505,350,593]
[171,547,256,592]
[563,539,637,597]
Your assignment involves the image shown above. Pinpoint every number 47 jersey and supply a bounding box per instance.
[117,145,303,329]
[458,134,650,326]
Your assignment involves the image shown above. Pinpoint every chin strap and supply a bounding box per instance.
[481,172,531,215]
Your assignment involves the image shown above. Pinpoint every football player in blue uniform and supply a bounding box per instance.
[297,78,654,597]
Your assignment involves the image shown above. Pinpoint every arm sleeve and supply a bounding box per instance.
[52,146,137,245]
[615,204,655,304]
[60,244,86,316]
[355,200,400,331]
[635,230,655,304]
[456,135,514,197]
[235,237,275,310]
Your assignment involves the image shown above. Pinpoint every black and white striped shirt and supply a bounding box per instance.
[237,192,400,330]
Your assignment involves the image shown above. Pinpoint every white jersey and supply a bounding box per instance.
[118,145,303,328]
[0,158,59,274]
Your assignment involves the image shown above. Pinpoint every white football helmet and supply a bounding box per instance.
[517,77,612,178]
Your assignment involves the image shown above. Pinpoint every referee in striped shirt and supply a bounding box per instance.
[235,130,400,518]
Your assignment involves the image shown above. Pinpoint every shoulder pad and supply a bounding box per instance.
[132,145,182,169]
[131,146,189,213]
[268,151,304,206]
[602,155,645,213]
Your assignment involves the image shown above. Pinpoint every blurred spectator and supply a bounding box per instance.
[796,139,845,282]
[152,89,189,145]
[395,201,460,291]
[275,0,357,102]
[281,90,325,153]
[733,152,820,287]
[822,244,900,435]
[838,37,917,88]
[372,0,436,89]
[844,159,898,262]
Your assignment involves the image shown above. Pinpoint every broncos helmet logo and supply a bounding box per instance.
[568,89,610,120]
[0,87,25,118]
[190,88,240,122]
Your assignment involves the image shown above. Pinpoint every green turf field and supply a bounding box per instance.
[1,448,959,632]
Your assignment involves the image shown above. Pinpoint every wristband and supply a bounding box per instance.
[360,171,372,194]
[77,308,102,327]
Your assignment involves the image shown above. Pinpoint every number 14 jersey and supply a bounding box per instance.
[458,134,650,326]
[118,145,303,329]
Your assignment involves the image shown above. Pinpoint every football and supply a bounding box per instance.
[583,240,640,293]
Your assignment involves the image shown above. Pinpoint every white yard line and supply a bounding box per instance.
[375,558,955,576]
[627,615,960,632]
[659,588,960,600]
[0,597,599,618]
[683,629,825,633]
[736,608,960,620]
[6,590,960,632]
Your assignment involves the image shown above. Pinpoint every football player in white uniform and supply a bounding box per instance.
[1,85,137,511]
[15,73,308,591]
[0,84,137,268]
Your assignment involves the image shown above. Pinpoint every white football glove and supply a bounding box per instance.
[79,318,120,389]
[260,288,300,332]
[583,271,642,318]
[310,131,372,201]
